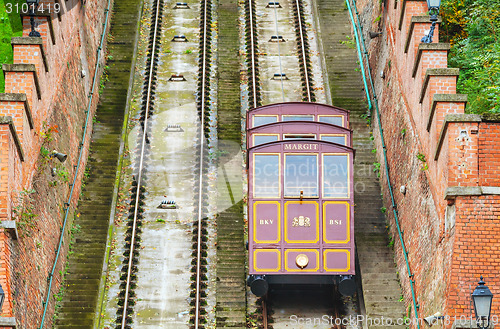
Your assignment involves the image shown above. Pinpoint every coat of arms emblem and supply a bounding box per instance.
[292,215,310,227]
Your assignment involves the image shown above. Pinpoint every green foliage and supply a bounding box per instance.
[339,36,356,49]
[360,113,372,125]
[40,122,59,143]
[13,189,37,236]
[40,146,51,159]
[49,165,70,187]
[98,66,109,95]
[442,0,500,114]
[70,223,81,236]
[373,162,381,177]
[416,152,428,170]
[0,0,24,92]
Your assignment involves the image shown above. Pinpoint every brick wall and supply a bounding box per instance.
[353,0,500,327]
[479,123,500,186]
[447,195,500,320]
[0,0,110,327]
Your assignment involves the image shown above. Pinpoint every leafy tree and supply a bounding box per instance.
[441,0,500,114]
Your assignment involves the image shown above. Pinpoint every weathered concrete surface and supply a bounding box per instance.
[257,0,302,104]
[54,0,143,327]
[314,0,406,327]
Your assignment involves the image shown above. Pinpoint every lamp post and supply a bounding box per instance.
[472,276,494,329]
[421,0,441,43]
[0,283,5,310]
[26,0,41,37]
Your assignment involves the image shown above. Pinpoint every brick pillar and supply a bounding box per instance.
[12,37,50,74]
[478,122,500,186]
[0,231,13,317]
[404,16,441,58]
[0,118,23,328]
[0,94,34,149]
[21,12,54,47]
[2,64,41,120]
[419,68,459,121]
[447,122,480,187]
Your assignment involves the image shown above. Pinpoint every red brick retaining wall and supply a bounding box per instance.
[353,0,500,327]
[0,0,110,327]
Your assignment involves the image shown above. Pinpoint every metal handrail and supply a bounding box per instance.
[344,0,421,327]
[38,0,112,327]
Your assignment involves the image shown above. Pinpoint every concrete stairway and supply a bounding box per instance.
[315,0,407,327]
[215,201,247,328]
[54,0,142,327]
[215,0,247,325]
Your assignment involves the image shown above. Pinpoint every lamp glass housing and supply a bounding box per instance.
[426,0,441,8]
[472,277,493,322]
[26,0,39,5]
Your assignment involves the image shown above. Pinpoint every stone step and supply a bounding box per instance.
[54,0,140,326]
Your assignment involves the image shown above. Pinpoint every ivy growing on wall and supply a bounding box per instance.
[441,0,500,114]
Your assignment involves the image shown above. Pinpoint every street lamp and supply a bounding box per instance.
[472,276,494,329]
[26,0,41,37]
[421,0,441,43]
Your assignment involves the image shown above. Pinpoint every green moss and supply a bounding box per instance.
[0,0,24,92]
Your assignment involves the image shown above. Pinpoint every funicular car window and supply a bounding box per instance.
[282,115,314,122]
[284,154,318,197]
[254,154,280,198]
[320,135,346,145]
[323,154,349,198]
[283,134,315,140]
[253,115,278,127]
[318,115,344,127]
[253,135,279,146]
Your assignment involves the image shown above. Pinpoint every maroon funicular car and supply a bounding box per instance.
[246,102,356,297]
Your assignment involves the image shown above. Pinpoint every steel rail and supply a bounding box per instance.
[120,0,162,326]
[195,0,210,325]
[248,0,259,108]
[262,299,268,329]
[293,0,312,101]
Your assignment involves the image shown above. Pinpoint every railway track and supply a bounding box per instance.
[114,0,214,327]
[116,0,164,326]
[246,0,316,107]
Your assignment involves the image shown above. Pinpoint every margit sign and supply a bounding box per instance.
[283,143,319,150]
